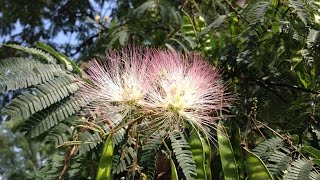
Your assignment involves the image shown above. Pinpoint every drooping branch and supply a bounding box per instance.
[247,79,289,103]
[71,33,100,57]
[249,78,319,96]
[267,82,319,95]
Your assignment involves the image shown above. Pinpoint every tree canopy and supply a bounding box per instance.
[1,0,320,179]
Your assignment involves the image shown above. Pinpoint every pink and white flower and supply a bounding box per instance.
[144,50,233,139]
[81,47,233,139]
[81,48,151,126]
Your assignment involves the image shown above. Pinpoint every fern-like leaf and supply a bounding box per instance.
[4,44,57,63]
[289,0,312,25]
[0,57,39,71]
[45,123,72,148]
[29,153,90,180]
[309,171,320,180]
[141,130,166,179]
[253,137,284,158]
[76,131,103,155]
[24,95,91,138]
[170,132,196,180]
[267,151,292,179]
[113,128,126,146]
[44,116,82,148]
[1,75,80,124]
[0,58,66,93]
[35,42,83,76]
[284,158,315,180]
[242,0,272,25]
[112,146,137,175]
[307,29,319,48]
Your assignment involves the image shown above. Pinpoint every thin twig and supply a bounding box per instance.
[59,145,78,179]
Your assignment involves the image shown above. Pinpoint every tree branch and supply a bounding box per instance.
[247,79,289,103]
[71,33,100,57]
[267,82,319,95]
[249,78,319,95]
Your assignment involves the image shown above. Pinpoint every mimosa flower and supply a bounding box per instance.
[144,50,233,139]
[81,48,151,126]
[80,47,233,138]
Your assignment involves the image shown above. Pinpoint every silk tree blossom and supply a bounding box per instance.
[144,50,233,139]
[81,47,233,138]
[81,48,151,127]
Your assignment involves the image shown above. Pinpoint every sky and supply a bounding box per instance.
[0,0,114,58]
[0,17,79,47]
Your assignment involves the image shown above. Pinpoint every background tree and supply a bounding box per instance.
[1,0,320,179]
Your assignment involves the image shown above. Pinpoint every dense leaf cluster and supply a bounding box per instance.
[1,0,320,179]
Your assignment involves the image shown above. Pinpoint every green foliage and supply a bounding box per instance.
[4,44,57,63]
[140,131,165,179]
[170,132,196,180]
[0,0,106,58]
[29,152,96,180]
[300,146,320,159]
[34,42,83,76]
[1,0,320,179]
[289,0,313,25]
[245,148,274,180]
[267,150,291,179]
[218,121,239,180]
[111,147,136,175]
[23,96,91,139]
[44,118,76,148]
[97,134,113,180]
[0,44,92,179]
[0,57,65,93]
[76,130,103,156]
[285,159,316,180]
[251,137,320,180]
[0,125,53,180]
[2,75,80,126]
[188,128,211,180]
[170,157,179,180]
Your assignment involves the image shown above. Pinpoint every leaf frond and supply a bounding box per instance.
[170,132,196,180]
[4,44,57,63]
[0,57,66,93]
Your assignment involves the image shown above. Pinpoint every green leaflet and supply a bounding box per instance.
[141,130,165,179]
[180,13,212,54]
[188,128,211,180]
[170,158,179,180]
[300,146,320,159]
[245,148,273,180]
[96,134,113,180]
[4,44,57,63]
[314,159,320,167]
[2,75,80,125]
[300,146,320,166]
[35,42,83,77]
[245,1,272,25]
[285,159,315,180]
[0,57,66,93]
[229,122,245,179]
[289,0,312,25]
[203,135,212,180]
[170,132,196,180]
[217,121,239,180]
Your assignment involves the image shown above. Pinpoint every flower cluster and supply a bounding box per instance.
[81,47,233,139]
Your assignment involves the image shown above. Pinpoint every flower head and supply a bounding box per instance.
[144,50,233,139]
[81,47,233,139]
[81,47,151,126]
